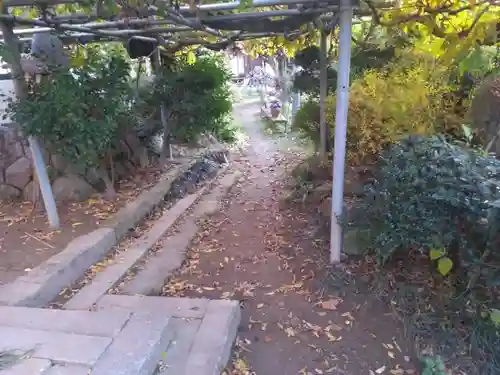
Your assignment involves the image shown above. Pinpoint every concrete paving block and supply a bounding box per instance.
[104,166,183,239]
[0,326,112,366]
[122,172,241,297]
[0,358,51,375]
[0,228,116,308]
[0,306,130,337]
[191,170,242,217]
[95,295,209,319]
[42,364,91,375]
[91,312,172,375]
[121,220,198,296]
[159,317,201,375]
[0,282,45,307]
[183,300,241,375]
[65,189,206,311]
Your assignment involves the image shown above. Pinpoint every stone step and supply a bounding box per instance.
[0,305,130,337]
[0,358,51,375]
[93,295,241,375]
[90,312,172,375]
[63,185,208,311]
[121,171,242,297]
[0,325,113,366]
[0,307,174,375]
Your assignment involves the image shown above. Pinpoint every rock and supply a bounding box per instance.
[343,229,367,256]
[319,197,331,218]
[85,168,105,190]
[52,174,94,201]
[12,141,25,159]
[64,162,85,176]
[22,180,38,201]
[5,156,32,189]
[344,179,365,197]
[0,184,21,200]
[51,154,68,172]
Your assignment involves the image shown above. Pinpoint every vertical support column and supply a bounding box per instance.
[330,0,353,263]
[153,47,172,161]
[319,29,327,159]
[29,136,60,229]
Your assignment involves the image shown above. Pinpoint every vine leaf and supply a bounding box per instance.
[429,248,445,260]
[437,257,453,276]
[490,309,500,325]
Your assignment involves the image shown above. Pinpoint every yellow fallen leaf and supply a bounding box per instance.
[284,327,296,337]
[320,298,342,310]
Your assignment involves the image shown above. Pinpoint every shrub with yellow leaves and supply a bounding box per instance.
[292,51,464,166]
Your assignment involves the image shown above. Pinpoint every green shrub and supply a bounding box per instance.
[351,134,500,280]
[9,52,132,195]
[350,134,500,374]
[136,54,235,143]
[291,99,321,145]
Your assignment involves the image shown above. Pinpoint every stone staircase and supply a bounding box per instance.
[0,296,240,375]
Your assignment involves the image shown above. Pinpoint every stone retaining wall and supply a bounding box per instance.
[0,123,150,202]
[0,124,34,200]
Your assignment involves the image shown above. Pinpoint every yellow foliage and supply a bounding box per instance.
[294,52,464,166]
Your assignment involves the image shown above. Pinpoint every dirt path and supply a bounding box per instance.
[162,102,417,375]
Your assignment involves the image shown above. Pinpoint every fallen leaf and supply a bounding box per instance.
[284,327,296,337]
[320,298,342,310]
[375,366,386,374]
[388,351,395,359]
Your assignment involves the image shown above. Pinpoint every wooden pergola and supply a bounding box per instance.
[0,0,395,263]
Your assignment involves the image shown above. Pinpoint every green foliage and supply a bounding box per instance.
[291,99,321,145]
[351,134,500,287]
[9,52,132,171]
[420,356,448,375]
[350,136,500,373]
[136,54,235,143]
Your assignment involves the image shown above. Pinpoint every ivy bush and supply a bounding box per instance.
[9,51,132,195]
[349,134,500,373]
[351,134,500,291]
[135,54,235,144]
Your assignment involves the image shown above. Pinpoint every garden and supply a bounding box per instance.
[285,4,500,375]
[0,25,237,283]
[1,0,500,374]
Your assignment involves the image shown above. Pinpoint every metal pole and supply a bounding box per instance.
[319,29,327,159]
[330,0,353,264]
[153,48,172,160]
[28,136,60,229]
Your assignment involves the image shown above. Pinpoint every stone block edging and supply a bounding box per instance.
[0,162,194,308]
[63,164,235,311]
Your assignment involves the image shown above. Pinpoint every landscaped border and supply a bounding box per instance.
[0,155,221,308]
